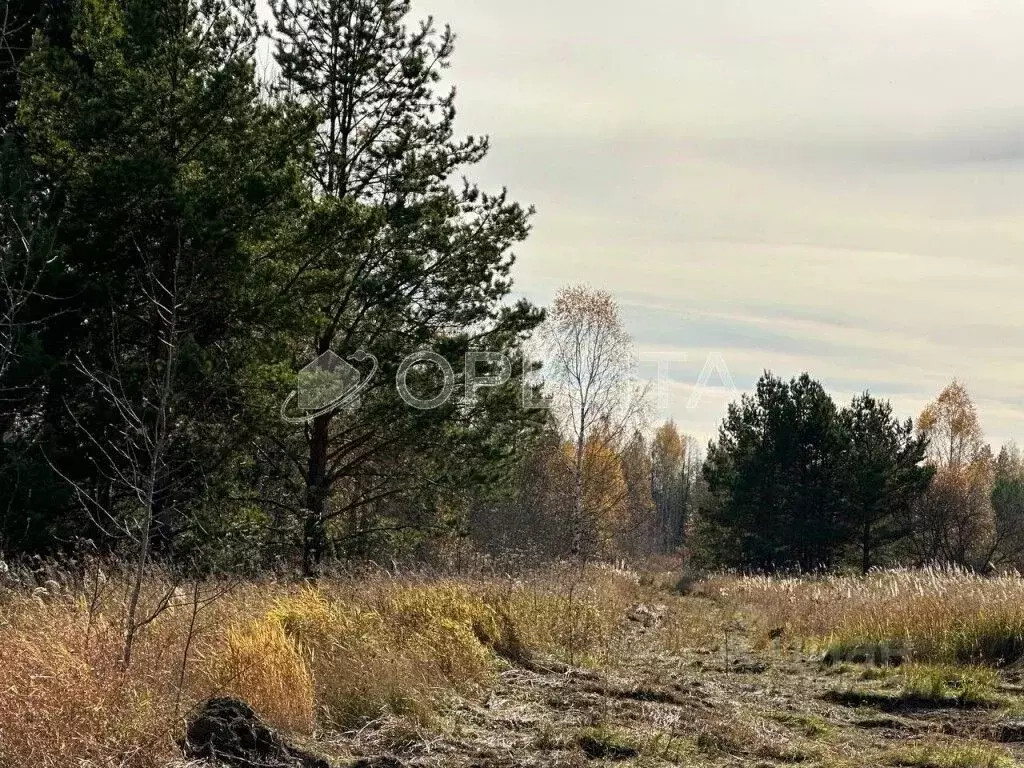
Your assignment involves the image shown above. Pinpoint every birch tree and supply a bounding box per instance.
[913,381,995,567]
[542,285,646,559]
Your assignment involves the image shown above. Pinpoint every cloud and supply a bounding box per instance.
[422,0,1024,444]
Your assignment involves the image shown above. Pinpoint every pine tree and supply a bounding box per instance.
[8,0,309,557]
[842,392,931,573]
[269,0,543,573]
[700,372,850,571]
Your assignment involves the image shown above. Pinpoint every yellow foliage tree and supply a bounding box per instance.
[562,427,630,558]
[542,285,647,556]
[619,431,657,554]
[914,381,995,566]
[652,421,685,550]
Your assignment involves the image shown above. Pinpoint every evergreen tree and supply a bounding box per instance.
[6,0,309,557]
[991,443,1024,568]
[266,0,544,573]
[1,0,50,126]
[0,118,65,551]
[700,372,851,571]
[842,392,932,573]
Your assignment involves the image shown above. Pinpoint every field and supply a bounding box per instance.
[5,563,1024,767]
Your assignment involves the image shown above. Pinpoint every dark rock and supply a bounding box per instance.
[183,697,330,768]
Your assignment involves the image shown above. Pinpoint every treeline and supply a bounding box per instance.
[699,376,1024,573]
[469,417,705,562]
[464,284,1020,575]
[470,360,1024,575]
[4,0,1021,577]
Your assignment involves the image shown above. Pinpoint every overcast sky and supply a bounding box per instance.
[409,0,1024,447]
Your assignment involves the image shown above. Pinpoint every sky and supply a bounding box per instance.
[410,0,1024,447]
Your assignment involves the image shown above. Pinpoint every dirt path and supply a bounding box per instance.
[329,594,1024,767]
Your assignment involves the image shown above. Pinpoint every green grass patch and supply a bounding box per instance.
[824,638,910,667]
[827,664,1002,712]
[899,664,1000,707]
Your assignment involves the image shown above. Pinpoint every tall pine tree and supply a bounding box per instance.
[267,0,543,572]
[7,0,309,557]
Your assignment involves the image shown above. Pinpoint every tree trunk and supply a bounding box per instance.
[862,520,872,575]
[303,412,330,577]
[572,428,585,557]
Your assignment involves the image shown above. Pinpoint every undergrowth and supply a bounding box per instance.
[0,563,640,768]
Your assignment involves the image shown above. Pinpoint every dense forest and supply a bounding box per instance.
[3,0,1023,578]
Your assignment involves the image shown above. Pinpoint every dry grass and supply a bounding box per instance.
[707,566,1024,666]
[15,561,1019,768]
[692,712,825,764]
[0,562,641,768]
[200,618,317,733]
[886,739,1016,768]
[0,589,182,767]
[263,581,498,727]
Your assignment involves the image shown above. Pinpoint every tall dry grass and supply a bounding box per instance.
[0,562,641,768]
[709,566,1024,665]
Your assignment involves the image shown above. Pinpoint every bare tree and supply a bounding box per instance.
[541,285,647,559]
[54,249,185,668]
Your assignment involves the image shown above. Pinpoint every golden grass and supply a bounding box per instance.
[483,568,637,667]
[708,566,1024,666]
[200,618,317,733]
[0,593,174,767]
[0,563,642,768]
[264,582,498,727]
